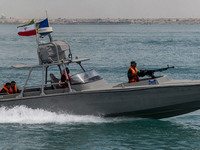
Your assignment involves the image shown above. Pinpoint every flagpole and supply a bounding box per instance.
[45,10,53,42]
[34,19,39,46]
[45,10,50,27]
[46,10,48,19]
[35,34,39,46]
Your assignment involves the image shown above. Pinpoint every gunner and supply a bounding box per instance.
[9,81,20,94]
[0,83,11,95]
[60,67,71,88]
[127,61,139,83]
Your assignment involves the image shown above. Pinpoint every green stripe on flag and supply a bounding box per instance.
[17,20,35,28]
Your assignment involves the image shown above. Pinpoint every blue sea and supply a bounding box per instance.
[0,24,200,149]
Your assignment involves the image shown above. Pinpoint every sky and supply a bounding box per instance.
[1,0,200,19]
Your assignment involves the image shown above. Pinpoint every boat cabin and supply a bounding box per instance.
[7,40,106,99]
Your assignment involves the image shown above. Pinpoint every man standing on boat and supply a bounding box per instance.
[127,61,139,83]
[60,67,71,88]
[0,83,11,95]
[9,81,20,94]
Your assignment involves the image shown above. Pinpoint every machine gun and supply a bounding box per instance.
[138,65,174,78]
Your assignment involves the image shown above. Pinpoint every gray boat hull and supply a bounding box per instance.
[1,82,200,119]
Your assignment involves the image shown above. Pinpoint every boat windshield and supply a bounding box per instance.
[71,70,102,84]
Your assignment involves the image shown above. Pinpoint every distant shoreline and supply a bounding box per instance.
[1,18,200,25]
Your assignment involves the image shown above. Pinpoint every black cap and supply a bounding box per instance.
[6,82,11,86]
[131,61,136,65]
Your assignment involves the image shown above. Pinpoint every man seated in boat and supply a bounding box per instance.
[9,81,20,94]
[0,83,11,95]
[127,61,139,83]
[60,67,71,88]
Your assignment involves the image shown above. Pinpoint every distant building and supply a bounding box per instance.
[1,14,6,19]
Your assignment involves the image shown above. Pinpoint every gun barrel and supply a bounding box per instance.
[152,66,174,72]
[138,66,174,78]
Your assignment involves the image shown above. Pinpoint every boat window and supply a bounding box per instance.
[71,70,102,84]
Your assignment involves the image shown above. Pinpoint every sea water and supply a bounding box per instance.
[0,24,200,149]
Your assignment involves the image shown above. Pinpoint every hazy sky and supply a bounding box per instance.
[1,0,200,19]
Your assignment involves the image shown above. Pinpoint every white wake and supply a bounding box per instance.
[0,106,135,124]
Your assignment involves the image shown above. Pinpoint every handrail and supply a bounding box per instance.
[12,58,90,69]
[22,82,71,90]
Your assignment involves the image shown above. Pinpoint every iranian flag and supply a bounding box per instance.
[17,20,36,36]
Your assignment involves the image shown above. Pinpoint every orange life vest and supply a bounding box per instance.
[129,66,139,83]
[9,85,18,94]
[0,85,9,95]
[60,72,71,88]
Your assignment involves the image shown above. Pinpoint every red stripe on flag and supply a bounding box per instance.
[18,30,36,36]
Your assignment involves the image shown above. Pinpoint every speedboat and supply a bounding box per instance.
[1,27,200,119]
